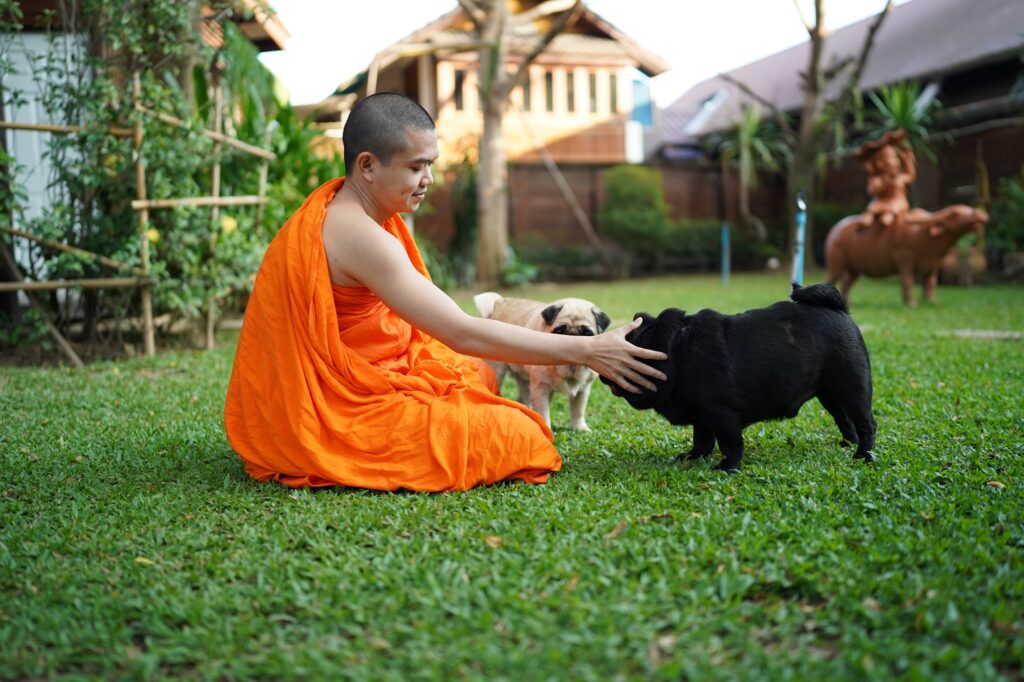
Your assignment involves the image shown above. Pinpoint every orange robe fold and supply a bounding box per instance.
[224,178,561,491]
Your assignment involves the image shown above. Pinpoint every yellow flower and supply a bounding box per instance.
[220,215,238,234]
[146,228,160,244]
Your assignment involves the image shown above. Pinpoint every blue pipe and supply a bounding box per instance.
[792,191,807,286]
[721,222,730,287]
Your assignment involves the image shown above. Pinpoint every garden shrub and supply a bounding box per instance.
[446,152,478,287]
[810,201,862,265]
[597,164,673,273]
[988,170,1024,254]
[665,218,720,270]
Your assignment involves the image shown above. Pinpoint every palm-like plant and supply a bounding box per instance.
[866,80,941,162]
[716,104,792,242]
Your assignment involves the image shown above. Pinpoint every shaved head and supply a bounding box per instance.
[343,92,435,172]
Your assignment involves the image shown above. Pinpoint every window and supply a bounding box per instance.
[544,71,554,112]
[631,77,652,127]
[454,69,465,111]
[609,73,618,114]
[588,72,597,113]
[566,70,575,113]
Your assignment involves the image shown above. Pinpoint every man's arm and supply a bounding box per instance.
[324,211,665,392]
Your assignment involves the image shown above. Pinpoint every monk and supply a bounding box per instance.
[224,92,666,492]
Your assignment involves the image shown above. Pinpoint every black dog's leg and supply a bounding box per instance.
[678,422,715,461]
[711,419,745,472]
[838,379,876,462]
[818,391,859,448]
[850,408,876,462]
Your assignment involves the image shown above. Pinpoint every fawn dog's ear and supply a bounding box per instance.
[541,304,564,326]
[593,308,611,333]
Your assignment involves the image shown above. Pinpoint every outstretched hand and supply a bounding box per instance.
[588,317,667,393]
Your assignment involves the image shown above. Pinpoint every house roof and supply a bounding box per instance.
[329,1,669,97]
[656,0,1024,151]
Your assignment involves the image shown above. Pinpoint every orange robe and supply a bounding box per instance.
[224,178,561,491]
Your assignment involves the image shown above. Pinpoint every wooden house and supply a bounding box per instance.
[298,1,668,249]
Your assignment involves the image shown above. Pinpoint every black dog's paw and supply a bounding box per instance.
[677,449,711,462]
[715,460,741,474]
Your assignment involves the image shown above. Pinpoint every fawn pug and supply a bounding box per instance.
[473,292,610,431]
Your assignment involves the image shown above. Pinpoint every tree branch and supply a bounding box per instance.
[792,0,814,34]
[511,0,578,26]
[456,0,486,31]
[848,0,893,88]
[718,72,792,133]
[507,0,581,95]
[804,0,826,97]
[832,0,894,120]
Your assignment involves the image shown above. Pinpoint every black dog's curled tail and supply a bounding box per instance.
[790,282,849,314]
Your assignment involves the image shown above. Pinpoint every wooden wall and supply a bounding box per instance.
[415,161,785,252]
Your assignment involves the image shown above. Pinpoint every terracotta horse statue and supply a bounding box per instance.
[824,130,988,305]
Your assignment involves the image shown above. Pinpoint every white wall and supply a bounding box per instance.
[2,32,82,280]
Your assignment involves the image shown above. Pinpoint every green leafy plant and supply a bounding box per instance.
[598,165,673,274]
[447,151,479,287]
[987,169,1024,253]
[414,232,454,291]
[1,0,344,349]
[501,246,538,287]
[714,105,791,242]
[865,80,942,162]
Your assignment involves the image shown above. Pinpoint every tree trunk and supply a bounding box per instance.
[476,99,509,287]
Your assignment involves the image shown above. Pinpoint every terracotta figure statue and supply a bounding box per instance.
[825,129,988,306]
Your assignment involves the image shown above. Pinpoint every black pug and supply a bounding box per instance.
[602,283,875,472]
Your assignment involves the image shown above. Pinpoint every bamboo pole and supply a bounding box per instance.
[206,81,224,350]
[0,277,147,292]
[0,225,141,274]
[0,120,133,137]
[135,104,275,161]
[129,195,266,210]
[133,72,156,357]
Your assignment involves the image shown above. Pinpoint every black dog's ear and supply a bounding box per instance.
[593,308,611,333]
[541,304,563,326]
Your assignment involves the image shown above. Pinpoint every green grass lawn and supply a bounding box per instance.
[1,272,1022,680]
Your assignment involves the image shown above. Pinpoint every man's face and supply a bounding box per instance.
[375,127,439,214]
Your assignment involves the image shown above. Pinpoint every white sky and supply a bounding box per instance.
[259,0,909,107]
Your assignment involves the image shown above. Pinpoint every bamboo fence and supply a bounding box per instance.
[1,70,277,362]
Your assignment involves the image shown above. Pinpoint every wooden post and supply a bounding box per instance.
[205,79,223,351]
[132,72,156,357]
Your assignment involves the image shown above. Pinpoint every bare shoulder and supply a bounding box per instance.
[321,196,398,288]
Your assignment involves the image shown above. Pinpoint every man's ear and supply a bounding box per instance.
[356,151,377,180]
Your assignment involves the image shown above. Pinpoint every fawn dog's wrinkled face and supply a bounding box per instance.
[539,299,611,339]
